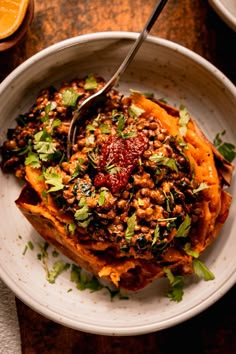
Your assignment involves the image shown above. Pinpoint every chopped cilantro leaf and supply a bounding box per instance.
[149,153,178,172]
[164,267,184,302]
[65,222,76,235]
[22,245,28,255]
[152,224,160,246]
[192,182,209,194]
[85,134,95,146]
[71,160,85,179]
[43,167,64,192]
[112,111,124,123]
[218,143,236,162]
[125,213,136,243]
[116,114,126,133]
[129,89,154,99]
[41,102,57,124]
[175,214,191,237]
[86,124,96,132]
[193,259,215,281]
[34,140,57,155]
[70,264,102,291]
[52,250,59,257]
[105,160,121,175]
[25,152,41,168]
[105,286,120,300]
[27,241,34,250]
[157,217,177,222]
[184,242,199,258]
[45,101,57,113]
[118,131,137,139]
[128,103,145,118]
[213,131,236,162]
[33,128,58,162]
[84,74,98,90]
[47,261,70,284]
[98,190,107,206]
[62,88,79,107]
[100,124,111,134]
[178,105,190,136]
[51,118,61,129]
[74,197,91,228]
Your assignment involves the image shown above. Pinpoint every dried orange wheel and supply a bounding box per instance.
[0,0,30,40]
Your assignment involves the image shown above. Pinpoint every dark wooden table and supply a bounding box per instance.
[1,1,236,353]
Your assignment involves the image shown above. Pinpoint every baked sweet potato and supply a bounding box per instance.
[13,89,233,291]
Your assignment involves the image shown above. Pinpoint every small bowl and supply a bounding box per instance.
[0,32,235,335]
[0,0,34,52]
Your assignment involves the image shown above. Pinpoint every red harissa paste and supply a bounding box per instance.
[94,134,148,194]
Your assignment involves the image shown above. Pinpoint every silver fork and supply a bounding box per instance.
[67,0,168,159]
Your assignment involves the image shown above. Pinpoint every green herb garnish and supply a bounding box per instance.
[175,214,191,238]
[27,241,34,250]
[125,213,136,243]
[184,242,199,258]
[192,182,209,194]
[25,152,41,168]
[34,128,57,161]
[74,197,91,228]
[87,149,99,168]
[41,102,57,124]
[149,153,178,172]
[213,131,236,162]
[164,267,184,302]
[128,104,145,118]
[193,259,215,281]
[118,131,137,139]
[152,224,160,246]
[178,105,190,136]
[70,264,102,291]
[52,250,59,257]
[129,89,154,99]
[105,160,121,174]
[47,261,70,284]
[112,111,124,123]
[62,88,79,107]
[100,124,111,134]
[116,114,126,133]
[85,134,95,146]
[84,74,98,90]
[98,190,107,206]
[71,158,85,179]
[157,217,177,222]
[43,167,64,192]
[86,124,96,132]
[65,222,76,235]
[22,245,28,255]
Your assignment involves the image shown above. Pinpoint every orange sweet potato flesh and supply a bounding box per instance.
[131,94,233,253]
[15,94,233,291]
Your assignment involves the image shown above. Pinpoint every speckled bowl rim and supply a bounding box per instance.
[0,32,235,336]
[208,0,236,31]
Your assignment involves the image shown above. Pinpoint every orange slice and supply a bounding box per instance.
[0,0,30,40]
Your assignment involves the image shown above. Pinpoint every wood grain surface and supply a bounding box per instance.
[0,0,236,353]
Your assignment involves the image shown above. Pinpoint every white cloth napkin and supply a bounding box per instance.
[0,279,22,354]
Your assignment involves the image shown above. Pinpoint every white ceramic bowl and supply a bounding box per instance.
[208,0,236,31]
[0,32,235,336]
